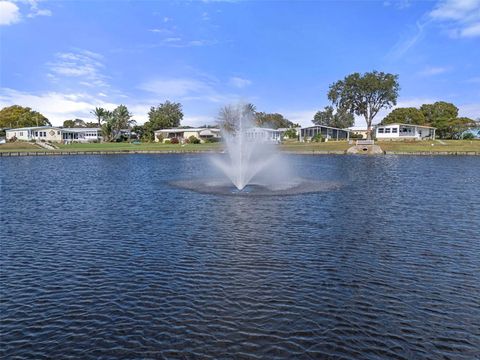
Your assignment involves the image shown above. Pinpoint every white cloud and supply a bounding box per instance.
[25,0,51,18]
[0,0,51,25]
[182,115,216,127]
[281,109,317,127]
[47,50,109,88]
[418,66,450,76]
[460,21,480,36]
[138,77,243,105]
[459,102,480,118]
[0,1,20,25]
[149,28,172,34]
[138,78,212,98]
[387,20,430,59]
[146,38,218,48]
[0,88,118,125]
[229,76,252,88]
[430,0,480,38]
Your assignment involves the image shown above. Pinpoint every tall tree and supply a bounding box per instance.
[63,120,76,128]
[313,106,354,128]
[420,101,459,139]
[255,112,293,129]
[328,71,399,139]
[0,105,51,128]
[90,107,106,126]
[143,101,183,141]
[382,107,426,125]
[420,101,458,126]
[100,105,134,142]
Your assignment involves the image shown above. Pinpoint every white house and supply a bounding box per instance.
[6,126,63,142]
[299,125,350,142]
[6,126,102,143]
[244,127,282,143]
[348,126,368,139]
[375,123,436,140]
[154,128,221,143]
[61,128,102,143]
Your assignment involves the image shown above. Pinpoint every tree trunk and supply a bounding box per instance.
[366,116,372,140]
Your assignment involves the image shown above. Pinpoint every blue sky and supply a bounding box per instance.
[0,0,479,127]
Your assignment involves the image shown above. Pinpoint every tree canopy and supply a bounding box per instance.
[142,101,183,141]
[313,106,354,129]
[63,119,89,128]
[255,112,293,129]
[100,105,135,141]
[328,71,399,138]
[419,102,472,139]
[0,105,51,128]
[381,101,475,139]
[382,107,426,125]
[91,107,107,126]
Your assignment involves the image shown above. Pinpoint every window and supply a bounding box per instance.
[385,128,391,133]
[378,128,384,133]
[57,131,60,135]
[392,128,398,133]
[43,132,47,137]
[35,131,38,136]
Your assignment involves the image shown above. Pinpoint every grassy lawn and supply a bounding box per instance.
[1,140,479,154]
[0,142,45,152]
[280,141,350,152]
[379,140,480,153]
[55,142,222,152]
[0,141,222,152]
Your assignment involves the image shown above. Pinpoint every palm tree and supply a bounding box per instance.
[91,107,106,127]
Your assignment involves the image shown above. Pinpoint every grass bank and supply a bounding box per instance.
[1,139,479,155]
[378,140,480,153]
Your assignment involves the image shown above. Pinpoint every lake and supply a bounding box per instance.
[1,154,479,359]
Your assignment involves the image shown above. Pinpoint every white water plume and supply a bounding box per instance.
[211,104,291,191]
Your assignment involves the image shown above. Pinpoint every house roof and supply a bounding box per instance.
[301,125,351,131]
[6,126,59,131]
[376,123,436,129]
[61,128,101,132]
[155,128,220,133]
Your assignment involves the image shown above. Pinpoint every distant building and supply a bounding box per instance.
[348,126,368,139]
[61,128,102,143]
[462,127,480,139]
[6,126,63,142]
[154,128,221,143]
[299,125,350,142]
[244,127,282,143]
[6,126,102,143]
[375,123,436,140]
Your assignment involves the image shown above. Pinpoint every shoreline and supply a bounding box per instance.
[1,149,479,157]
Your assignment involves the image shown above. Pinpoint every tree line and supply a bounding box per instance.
[1,72,478,141]
[313,71,478,139]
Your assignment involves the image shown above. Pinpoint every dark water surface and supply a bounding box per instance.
[1,154,479,359]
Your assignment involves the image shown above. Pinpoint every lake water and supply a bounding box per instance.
[1,154,479,359]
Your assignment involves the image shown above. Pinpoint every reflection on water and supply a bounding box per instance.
[1,154,479,359]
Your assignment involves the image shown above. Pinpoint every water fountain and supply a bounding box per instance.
[211,104,282,191]
[173,103,341,196]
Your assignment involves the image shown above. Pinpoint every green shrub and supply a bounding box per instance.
[312,134,325,142]
[156,133,164,142]
[463,132,475,140]
[188,135,201,144]
[204,138,220,143]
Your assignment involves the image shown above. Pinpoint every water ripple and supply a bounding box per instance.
[1,155,479,359]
